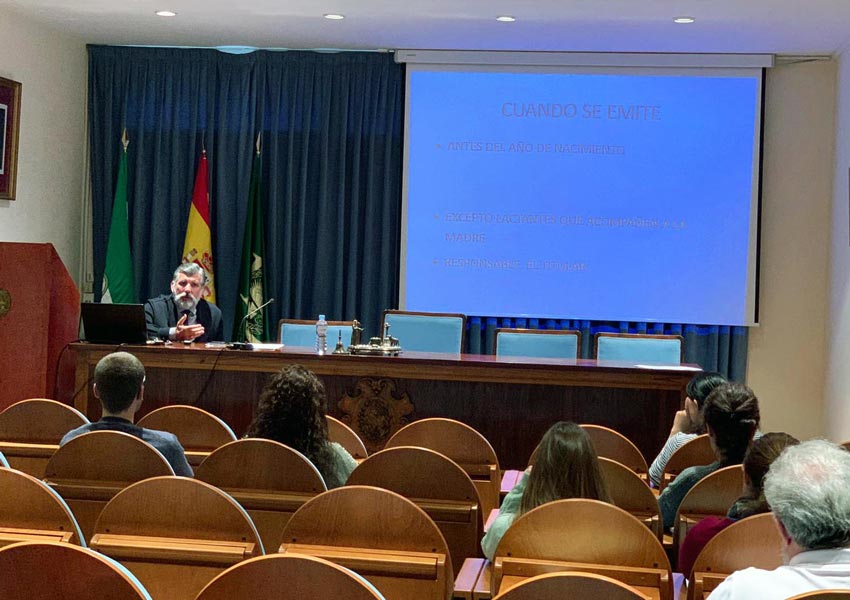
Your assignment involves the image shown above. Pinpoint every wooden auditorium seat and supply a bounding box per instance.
[0,467,85,547]
[489,499,672,600]
[136,405,236,467]
[0,540,153,599]
[491,571,651,600]
[347,446,483,568]
[0,398,89,478]
[279,485,454,600]
[385,417,501,515]
[327,415,369,460]
[659,434,715,492]
[673,465,744,557]
[787,592,850,599]
[687,513,782,600]
[194,438,327,551]
[195,553,386,600]
[599,457,663,540]
[43,430,174,542]
[580,424,649,477]
[89,476,263,600]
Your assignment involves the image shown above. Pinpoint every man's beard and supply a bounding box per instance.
[175,292,198,312]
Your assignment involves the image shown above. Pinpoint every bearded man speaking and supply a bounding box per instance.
[144,263,223,342]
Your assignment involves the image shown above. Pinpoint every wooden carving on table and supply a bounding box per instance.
[337,378,413,453]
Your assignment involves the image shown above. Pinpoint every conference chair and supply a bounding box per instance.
[0,467,85,547]
[347,446,484,568]
[491,571,650,600]
[280,485,454,600]
[0,451,7,468]
[687,513,782,600]
[194,553,386,600]
[673,465,744,559]
[194,438,327,551]
[594,333,684,364]
[599,457,663,540]
[385,417,501,514]
[659,434,715,492]
[327,415,369,460]
[787,593,850,600]
[490,499,672,600]
[494,328,581,359]
[0,541,153,600]
[382,310,466,354]
[278,318,356,348]
[89,476,263,600]
[580,424,649,477]
[136,405,237,467]
[43,430,174,542]
[0,398,89,477]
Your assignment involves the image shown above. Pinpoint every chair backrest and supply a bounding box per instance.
[492,571,650,600]
[0,451,7,468]
[674,464,744,557]
[195,553,386,600]
[90,476,263,600]
[347,446,483,568]
[0,467,85,547]
[136,405,236,467]
[595,333,684,364]
[493,499,672,600]
[44,430,174,542]
[495,328,581,360]
[580,424,648,476]
[385,417,501,514]
[787,592,850,600]
[327,415,369,460]
[688,513,782,600]
[280,485,454,600]
[598,457,662,539]
[0,398,89,477]
[382,310,466,354]
[278,318,355,348]
[194,438,327,551]
[0,541,153,599]
[660,434,715,492]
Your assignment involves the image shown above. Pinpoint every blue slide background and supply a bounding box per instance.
[404,70,760,325]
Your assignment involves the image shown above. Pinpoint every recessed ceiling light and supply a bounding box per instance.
[324,13,345,20]
[155,10,177,17]
[673,16,695,24]
[496,15,516,22]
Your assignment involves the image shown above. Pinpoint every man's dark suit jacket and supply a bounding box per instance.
[144,294,224,342]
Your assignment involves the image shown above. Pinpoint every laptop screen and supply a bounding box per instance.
[80,303,148,344]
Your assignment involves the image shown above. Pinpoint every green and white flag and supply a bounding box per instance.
[233,133,269,342]
[102,130,135,303]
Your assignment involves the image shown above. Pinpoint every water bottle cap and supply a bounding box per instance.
[319,314,326,320]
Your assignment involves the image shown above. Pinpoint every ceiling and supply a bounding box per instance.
[2,0,849,56]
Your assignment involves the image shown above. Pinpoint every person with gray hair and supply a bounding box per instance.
[145,263,223,342]
[708,439,850,599]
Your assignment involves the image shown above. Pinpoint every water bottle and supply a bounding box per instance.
[315,314,328,355]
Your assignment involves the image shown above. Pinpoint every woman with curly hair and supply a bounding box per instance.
[245,364,357,488]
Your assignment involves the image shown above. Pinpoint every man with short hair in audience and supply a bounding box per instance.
[61,351,193,476]
[709,439,850,599]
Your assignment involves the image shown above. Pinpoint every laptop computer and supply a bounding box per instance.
[80,302,148,344]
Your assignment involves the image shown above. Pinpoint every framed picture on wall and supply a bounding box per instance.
[0,77,22,201]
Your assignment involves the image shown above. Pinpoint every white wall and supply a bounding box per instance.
[746,60,835,440]
[0,8,87,284]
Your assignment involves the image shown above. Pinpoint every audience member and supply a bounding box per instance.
[679,432,799,578]
[145,262,223,342]
[658,383,760,529]
[709,440,850,598]
[245,364,356,489]
[481,421,610,560]
[61,351,193,476]
[648,371,727,487]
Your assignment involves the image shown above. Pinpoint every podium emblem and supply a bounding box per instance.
[0,289,9,318]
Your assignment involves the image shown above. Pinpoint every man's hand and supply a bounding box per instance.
[670,409,693,437]
[174,313,206,342]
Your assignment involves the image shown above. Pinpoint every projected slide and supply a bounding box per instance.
[403,69,760,325]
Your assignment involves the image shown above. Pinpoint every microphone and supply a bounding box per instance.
[230,298,275,350]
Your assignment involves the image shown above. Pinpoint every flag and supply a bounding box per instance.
[101,130,135,304]
[233,133,269,343]
[182,149,216,302]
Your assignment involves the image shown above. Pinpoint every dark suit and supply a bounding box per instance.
[144,294,223,342]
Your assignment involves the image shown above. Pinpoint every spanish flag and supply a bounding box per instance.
[182,149,216,302]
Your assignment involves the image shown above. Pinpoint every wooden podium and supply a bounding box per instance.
[0,243,80,410]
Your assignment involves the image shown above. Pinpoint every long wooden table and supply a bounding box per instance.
[69,343,697,469]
